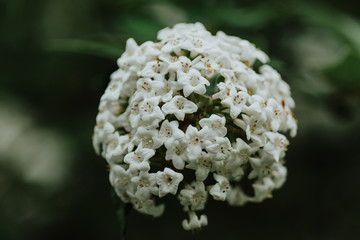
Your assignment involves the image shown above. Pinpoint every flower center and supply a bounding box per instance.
[176,99,185,109]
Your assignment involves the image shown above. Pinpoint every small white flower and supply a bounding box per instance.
[93,121,115,154]
[114,108,132,133]
[159,120,185,149]
[206,137,232,161]
[185,125,211,161]
[209,173,230,201]
[151,73,178,102]
[195,57,219,78]
[156,167,184,197]
[163,55,201,74]
[271,162,287,188]
[177,69,210,97]
[135,78,154,96]
[221,90,249,119]
[179,181,207,211]
[134,41,161,64]
[186,152,212,181]
[248,157,274,180]
[141,60,168,81]
[139,96,165,126]
[226,138,253,169]
[101,80,123,101]
[265,98,284,132]
[226,186,251,206]
[109,164,134,203]
[263,132,289,162]
[252,177,276,202]
[130,196,165,217]
[96,111,116,130]
[161,96,198,121]
[214,158,244,181]
[212,81,237,101]
[131,126,162,150]
[234,113,266,144]
[105,133,131,163]
[199,114,227,138]
[284,113,297,138]
[158,22,210,42]
[165,139,188,170]
[128,100,141,128]
[124,148,155,173]
[182,211,208,231]
[131,171,158,201]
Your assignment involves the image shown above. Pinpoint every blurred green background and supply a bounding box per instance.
[1,0,360,239]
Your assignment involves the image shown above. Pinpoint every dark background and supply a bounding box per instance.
[1,0,360,239]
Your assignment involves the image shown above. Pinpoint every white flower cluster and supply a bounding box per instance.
[93,22,297,231]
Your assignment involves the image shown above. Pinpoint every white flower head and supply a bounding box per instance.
[94,22,297,231]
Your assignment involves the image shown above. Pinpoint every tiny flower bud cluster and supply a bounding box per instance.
[93,23,297,231]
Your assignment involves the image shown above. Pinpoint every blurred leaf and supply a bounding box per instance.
[292,1,360,56]
[121,16,162,42]
[324,52,360,89]
[46,39,123,59]
[146,3,187,25]
[194,3,278,29]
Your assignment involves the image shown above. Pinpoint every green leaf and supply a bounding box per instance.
[205,74,224,96]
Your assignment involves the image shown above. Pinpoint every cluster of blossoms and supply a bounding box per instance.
[93,23,297,231]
